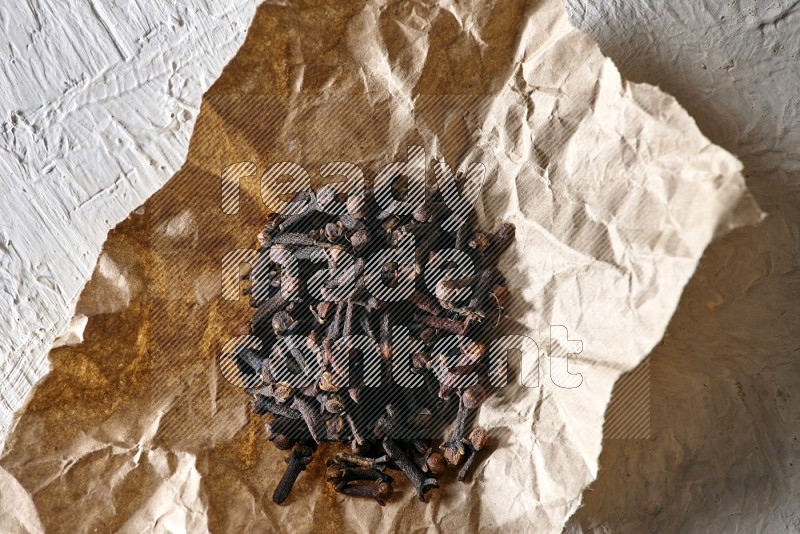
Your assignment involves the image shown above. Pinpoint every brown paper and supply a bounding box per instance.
[0,0,761,532]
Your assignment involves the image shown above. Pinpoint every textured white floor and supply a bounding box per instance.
[565,1,800,531]
[0,0,261,441]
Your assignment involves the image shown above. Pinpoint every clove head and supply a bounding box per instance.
[324,222,343,242]
[462,383,487,410]
[272,311,298,336]
[326,465,346,481]
[326,416,346,438]
[460,340,487,364]
[411,352,430,372]
[443,442,465,466]
[323,395,346,414]
[319,370,343,393]
[468,427,487,450]
[425,452,447,475]
[375,481,393,500]
[468,231,490,254]
[350,229,371,254]
[272,382,294,403]
[272,434,294,450]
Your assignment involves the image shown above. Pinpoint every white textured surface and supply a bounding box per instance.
[0,0,261,440]
[565,1,800,532]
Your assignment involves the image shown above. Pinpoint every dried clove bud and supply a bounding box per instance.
[272,445,314,504]
[350,228,371,256]
[414,314,468,336]
[327,465,392,483]
[462,383,487,410]
[326,415,346,439]
[272,311,298,336]
[410,289,443,316]
[335,480,393,505]
[378,311,392,361]
[382,438,438,501]
[272,383,294,403]
[272,232,317,246]
[334,452,389,471]
[292,397,325,444]
[324,222,343,242]
[319,370,344,392]
[458,427,488,481]
[468,231,490,254]
[272,434,295,451]
[251,395,301,420]
[425,451,447,476]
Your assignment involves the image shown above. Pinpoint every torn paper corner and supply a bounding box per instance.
[51,315,89,349]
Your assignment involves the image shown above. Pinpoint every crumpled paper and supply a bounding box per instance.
[0,0,762,532]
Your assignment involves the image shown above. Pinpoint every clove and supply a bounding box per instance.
[458,427,487,482]
[382,437,438,501]
[409,289,443,316]
[272,445,314,504]
[335,480,393,505]
[292,397,325,443]
[413,314,468,336]
[251,395,302,420]
[334,452,389,471]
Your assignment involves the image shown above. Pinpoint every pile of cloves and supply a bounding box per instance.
[229,173,515,505]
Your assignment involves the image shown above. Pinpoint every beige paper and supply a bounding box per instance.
[0,0,761,532]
